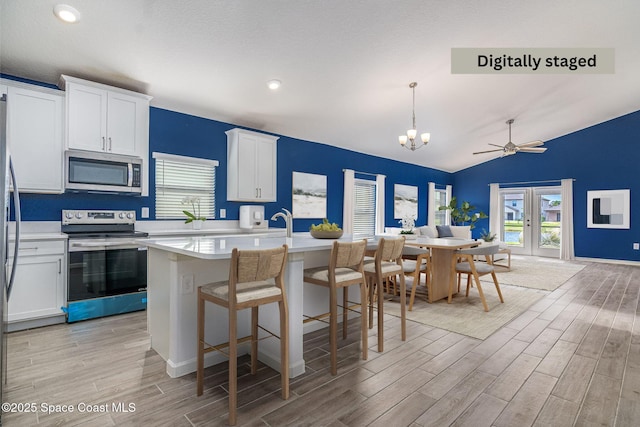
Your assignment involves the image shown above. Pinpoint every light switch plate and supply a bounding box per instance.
[181,274,194,294]
[141,207,149,218]
[220,208,226,218]
[634,243,639,250]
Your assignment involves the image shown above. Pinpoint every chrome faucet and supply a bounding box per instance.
[271,208,293,238]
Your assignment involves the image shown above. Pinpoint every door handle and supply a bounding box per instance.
[108,137,112,151]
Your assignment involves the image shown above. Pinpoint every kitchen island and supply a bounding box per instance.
[143,233,349,378]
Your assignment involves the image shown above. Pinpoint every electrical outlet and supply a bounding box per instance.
[141,207,149,218]
[634,243,639,250]
[220,208,226,218]
[181,274,194,294]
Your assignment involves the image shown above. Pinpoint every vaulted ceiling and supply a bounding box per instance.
[2,0,639,172]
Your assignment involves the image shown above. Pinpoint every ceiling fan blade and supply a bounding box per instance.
[473,148,504,155]
[488,143,505,148]
[517,140,544,148]
[517,147,547,153]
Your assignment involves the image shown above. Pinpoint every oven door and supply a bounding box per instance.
[68,241,147,302]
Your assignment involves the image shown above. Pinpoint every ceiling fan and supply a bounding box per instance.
[474,119,547,156]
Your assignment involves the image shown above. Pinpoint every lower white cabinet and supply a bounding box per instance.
[8,239,66,327]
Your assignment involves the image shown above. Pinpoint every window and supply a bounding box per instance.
[153,152,218,219]
[353,178,376,238]
[434,189,447,225]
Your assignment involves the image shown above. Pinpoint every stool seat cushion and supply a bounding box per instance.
[363,259,402,275]
[455,262,494,275]
[200,279,282,304]
[304,266,364,283]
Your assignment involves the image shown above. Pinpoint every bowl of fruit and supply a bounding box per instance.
[309,219,344,239]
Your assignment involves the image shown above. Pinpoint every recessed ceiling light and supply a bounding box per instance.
[267,79,281,90]
[53,4,81,23]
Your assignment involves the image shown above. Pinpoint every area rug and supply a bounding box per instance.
[382,256,585,340]
[486,255,586,291]
[384,284,549,340]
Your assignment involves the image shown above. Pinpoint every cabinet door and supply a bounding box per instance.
[236,133,259,200]
[8,255,65,322]
[67,84,108,151]
[106,91,140,155]
[255,137,276,201]
[7,86,64,193]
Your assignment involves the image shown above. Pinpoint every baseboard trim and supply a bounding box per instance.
[575,257,640,266]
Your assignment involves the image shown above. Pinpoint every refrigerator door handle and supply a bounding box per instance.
[7,159,20,300]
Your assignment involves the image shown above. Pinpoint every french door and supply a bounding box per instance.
[500,186,561,257]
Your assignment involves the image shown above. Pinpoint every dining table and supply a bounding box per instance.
[404,237,480,302]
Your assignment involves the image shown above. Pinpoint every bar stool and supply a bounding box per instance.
[303,239,368,375]
[364,237,406,352]
[196,245,289,425]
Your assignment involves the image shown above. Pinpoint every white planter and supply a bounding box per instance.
[401,233,417,240]
[192,220,205,230]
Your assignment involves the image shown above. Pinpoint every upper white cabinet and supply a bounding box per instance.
[226,128,278,202]
[59,75,152,196]
[1,79,64,193]
[60,75,151,157]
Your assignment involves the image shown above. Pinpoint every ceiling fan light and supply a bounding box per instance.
[267,79,281,90]
[407,129,417,140]
[399,135,408,146]
[421,133,430,143]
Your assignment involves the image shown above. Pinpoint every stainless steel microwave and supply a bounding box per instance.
[65,150,143,194]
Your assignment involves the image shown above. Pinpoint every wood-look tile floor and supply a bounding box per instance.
[4,262,640,426]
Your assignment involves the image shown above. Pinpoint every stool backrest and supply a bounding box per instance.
[331,239,367,270]
[232,245,288,284]
[376,237,405,263]
[457,243,500,256]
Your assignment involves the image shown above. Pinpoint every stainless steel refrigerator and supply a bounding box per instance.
[0,93,22,422]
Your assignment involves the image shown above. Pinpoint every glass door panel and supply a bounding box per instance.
[533,189,561,257]
[501,189,530,254]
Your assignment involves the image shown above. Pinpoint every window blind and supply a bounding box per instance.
[353,179,376,238]
[434,189,447,225]
[153,153,218,220]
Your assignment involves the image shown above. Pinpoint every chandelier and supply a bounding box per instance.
[398,82,430,151]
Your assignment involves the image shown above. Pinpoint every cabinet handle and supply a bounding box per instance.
[108,137,112,151]
[102,137,106,151]
[20,246,38,252]
[259,188,262,198]
[58,259,61,274]
[256,188,259,198]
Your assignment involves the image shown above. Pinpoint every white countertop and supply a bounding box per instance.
[142,232,346,260]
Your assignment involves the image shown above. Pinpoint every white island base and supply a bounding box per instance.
[145,234,353,378]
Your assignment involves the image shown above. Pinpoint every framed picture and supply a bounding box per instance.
[394,184,418,219]
[587,189,630,229]
[292,172,327,218]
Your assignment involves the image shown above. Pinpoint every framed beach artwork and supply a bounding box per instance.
[292,172,327,218]
[394,184,418,219]
[587,189,630,229]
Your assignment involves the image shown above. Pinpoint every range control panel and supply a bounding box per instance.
[62,210,136,225]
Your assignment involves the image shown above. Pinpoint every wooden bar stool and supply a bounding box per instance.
[303,239,368,375]
[196,245,289,425]
[400,246,431,311]
[364,237,406,352]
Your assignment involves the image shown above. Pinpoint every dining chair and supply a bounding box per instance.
[449,243,504,312]
[400,246,431,310]
[196,245,289,425]
[303,239,368,375]
[364,237,406,352]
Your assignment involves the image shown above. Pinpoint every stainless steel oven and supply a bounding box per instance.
[62,210,148,322]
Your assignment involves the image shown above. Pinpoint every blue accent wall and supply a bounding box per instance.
[16,103,452,231]
[453,110,640,262]
[8,72,640,262]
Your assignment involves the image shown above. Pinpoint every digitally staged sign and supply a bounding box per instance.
[451,48,615,74]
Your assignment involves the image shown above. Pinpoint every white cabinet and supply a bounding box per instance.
[8,239,66,327]
[226,128,278,202]
[61,75,151,156]
[1,80,64,193]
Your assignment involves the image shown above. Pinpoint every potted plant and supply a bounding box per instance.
[438,196,487,229]
[480,228,497,242]
[181,196,207,229]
